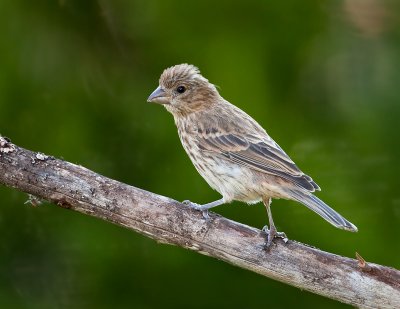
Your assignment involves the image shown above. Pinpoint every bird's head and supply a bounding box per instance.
[147,64,219,115]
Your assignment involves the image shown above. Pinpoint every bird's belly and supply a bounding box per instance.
[179,133,289,203]
[189,153,265,203]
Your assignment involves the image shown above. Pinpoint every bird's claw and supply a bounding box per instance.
[182,200,201,209]
[201,210,210,220]
[262,225,288,249]
[182,200,211,221]
[182,200,192,206]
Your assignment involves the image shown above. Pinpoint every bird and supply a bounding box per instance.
[147,63,358,247]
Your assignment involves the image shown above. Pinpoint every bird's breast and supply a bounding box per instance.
[174,123,256,202]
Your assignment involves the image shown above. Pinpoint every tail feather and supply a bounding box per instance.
[288,190,358,232]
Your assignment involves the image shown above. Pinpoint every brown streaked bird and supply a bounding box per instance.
[147,63,357,247]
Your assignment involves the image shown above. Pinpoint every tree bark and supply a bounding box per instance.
[0,136,399,308]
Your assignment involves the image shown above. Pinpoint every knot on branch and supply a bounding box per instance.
[0,136,15,154]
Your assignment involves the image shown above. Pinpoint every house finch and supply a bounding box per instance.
[148,64,357,247]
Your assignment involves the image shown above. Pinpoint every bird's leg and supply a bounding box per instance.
[264,198,277,248]
[262,198,287,248]
[182,198,225,219]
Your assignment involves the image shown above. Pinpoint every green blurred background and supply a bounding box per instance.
[1,1,399,308]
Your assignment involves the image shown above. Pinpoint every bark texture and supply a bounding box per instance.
[0,137,399,308]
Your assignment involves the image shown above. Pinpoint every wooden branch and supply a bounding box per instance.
[0,136,399,308]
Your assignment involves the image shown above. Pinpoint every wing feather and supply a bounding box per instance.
[197,130,320,192]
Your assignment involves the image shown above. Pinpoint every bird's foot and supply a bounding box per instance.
[262,225,288,249]
[182,200,200,209]
[182,200,210,220]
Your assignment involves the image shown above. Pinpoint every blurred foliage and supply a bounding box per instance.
[1,1,399,308]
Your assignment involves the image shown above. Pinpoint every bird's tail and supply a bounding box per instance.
[287,190,358,232]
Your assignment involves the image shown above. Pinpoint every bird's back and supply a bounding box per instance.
[173,100,320,200]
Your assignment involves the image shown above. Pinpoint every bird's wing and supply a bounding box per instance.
[196,130,320,192]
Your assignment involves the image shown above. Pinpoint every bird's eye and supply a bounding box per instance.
[176,86,186,94]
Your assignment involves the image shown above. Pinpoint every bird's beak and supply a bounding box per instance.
[147,86,169,104]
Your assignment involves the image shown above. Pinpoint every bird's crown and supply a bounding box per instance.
[159,63,209,88]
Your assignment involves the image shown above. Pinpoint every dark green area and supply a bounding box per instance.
[1,1,399,308]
